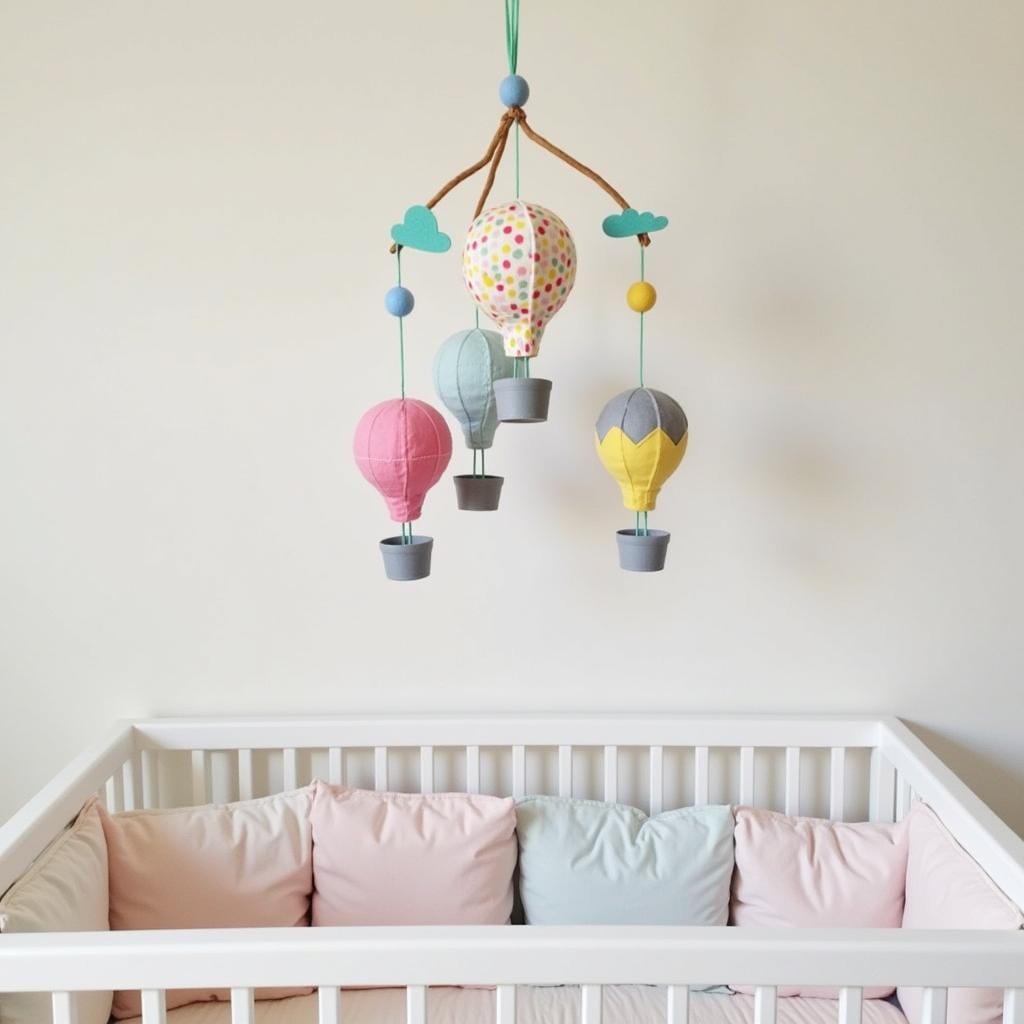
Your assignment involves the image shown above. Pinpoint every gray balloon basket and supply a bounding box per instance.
[379,535,433,581]
[493,377,552,423]
[616,528,671,572]
[454,474,504,511]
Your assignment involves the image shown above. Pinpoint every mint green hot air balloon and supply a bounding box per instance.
[433,328,514,511]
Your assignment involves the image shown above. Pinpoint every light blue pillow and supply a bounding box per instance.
[515,797,735,925]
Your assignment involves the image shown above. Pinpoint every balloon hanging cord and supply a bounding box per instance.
[396,249,406,399]
[639,246,646,388]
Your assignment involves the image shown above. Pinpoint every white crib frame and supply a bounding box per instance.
[1,714,1023,1024]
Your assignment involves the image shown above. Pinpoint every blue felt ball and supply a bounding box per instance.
[385,286,415,317]
[499,74,530,108]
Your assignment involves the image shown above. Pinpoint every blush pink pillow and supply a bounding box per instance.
[101,788,314,1018]
[898,803,1023,1024]
[730,807,908,998]
[311,782,517,926]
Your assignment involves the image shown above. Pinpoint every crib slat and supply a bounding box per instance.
[604,746,618,803]
[283,747,298,790]
[921,988,948,1024]
[1004,989,1024,1024]
[870,750,897,823]
[374,747,388,792]
[141,750,159,809]
[107,769,125,813]
[830,747,846,821]
[52,992,79,1024]
[582,984,603,1024]
[466,746,481,794]
[667,985,689,1024]
[558,745,573,798]
[318,986,341,1024]
[754,987,778,1024]
[896,775,912,821]
[739,747,755,806]
[122,755,139,812]
[191,750,209,805]
[328,747,343,785]
[238,749,254,801]
[649,745,664,815]
[406,985,427,1024]
[497,985,517,1024]
[141,989,167,1024]
[231,988,255,1024]
[785,747,801,815]
[512,745,526,800]
[838,987,863,1024]
[420,746,434,794]
[694,746,709,806]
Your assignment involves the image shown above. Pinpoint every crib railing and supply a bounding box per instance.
[3,715,1024,908]
[1,927,1023,1024]
[117,714,888,820]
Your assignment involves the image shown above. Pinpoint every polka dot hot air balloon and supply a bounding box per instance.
[462,201,577,423]
[595,387,688,572]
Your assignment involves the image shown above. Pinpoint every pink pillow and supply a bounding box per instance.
[898,803,1023,1024]
[311,782,517,926]
[730,806,908,998]
[101,788,314,1018]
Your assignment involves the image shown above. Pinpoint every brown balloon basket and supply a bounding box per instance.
[454,475,504,511]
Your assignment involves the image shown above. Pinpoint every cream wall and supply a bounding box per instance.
[1,1,1022,830]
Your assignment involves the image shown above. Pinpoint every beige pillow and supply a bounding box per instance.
[0,798,112,1024]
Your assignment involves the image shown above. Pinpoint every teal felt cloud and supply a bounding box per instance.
[602,208,669,238]
[391,205,452,253]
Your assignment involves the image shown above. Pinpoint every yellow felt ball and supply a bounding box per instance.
[627,281,657,313]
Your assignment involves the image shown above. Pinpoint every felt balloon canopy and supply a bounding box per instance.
[353,398,452,523]
[462,201,577,359]
[433,328,514,450]
[595,388,688,512]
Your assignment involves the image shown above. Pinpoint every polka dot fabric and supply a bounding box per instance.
[462,201,577,358]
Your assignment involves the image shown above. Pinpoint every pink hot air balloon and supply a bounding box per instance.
[462,201,577,359]
[353,398,452,522]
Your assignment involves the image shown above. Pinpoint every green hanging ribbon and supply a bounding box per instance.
[504,0,520,74]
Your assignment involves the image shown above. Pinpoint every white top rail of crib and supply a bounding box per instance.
[0,926,1022,992]
[127,712,885,750]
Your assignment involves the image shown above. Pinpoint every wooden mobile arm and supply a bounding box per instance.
[388,107,651,253]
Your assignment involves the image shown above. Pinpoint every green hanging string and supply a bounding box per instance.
[638,246,645,388]
[638,249,649,536]
[396,250,406,399]
[481,447,486,477]
[504,0,520,74]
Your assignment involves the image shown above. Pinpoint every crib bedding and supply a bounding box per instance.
[120,988,910,1024]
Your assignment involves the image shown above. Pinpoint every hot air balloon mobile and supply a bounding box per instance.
[434,327,514,510]
[462,201,577,423]
[595,208,680,572]
[353,0,681,578]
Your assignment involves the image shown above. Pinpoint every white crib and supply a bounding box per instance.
[1,714,1022,1024]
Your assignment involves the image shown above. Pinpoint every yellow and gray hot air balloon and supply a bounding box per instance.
[595,387,688,571]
